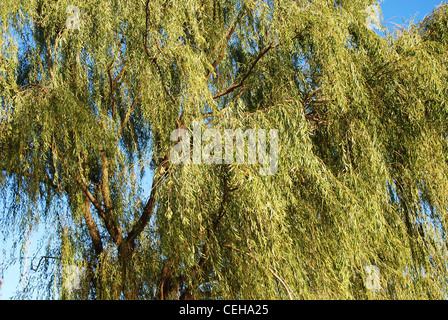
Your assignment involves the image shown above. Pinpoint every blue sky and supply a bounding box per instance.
[0,0,446,300]
[381,0,444,28]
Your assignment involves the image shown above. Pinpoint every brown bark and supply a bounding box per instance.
[83,195,103,256]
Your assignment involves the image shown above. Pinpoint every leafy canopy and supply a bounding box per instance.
[1,0,448,299]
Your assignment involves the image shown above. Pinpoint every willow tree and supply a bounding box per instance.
[1,0,448,300]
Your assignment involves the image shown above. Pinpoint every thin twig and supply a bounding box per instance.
[31,256,60,272]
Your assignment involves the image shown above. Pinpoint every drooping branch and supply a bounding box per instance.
[106,59,128,120]
[178,171,238,300]
[99,148,112,211]
[223,244,295,300]
[213,184,238,231]
[205,10,247,80]
[142,43,176,105]
[142,0,176,105]
[153,58,177,105]
[107,62,117,119]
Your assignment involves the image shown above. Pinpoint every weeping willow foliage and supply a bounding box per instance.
[1,0,448,300]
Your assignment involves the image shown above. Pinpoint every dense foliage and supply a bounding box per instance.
[1,0,448,299]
